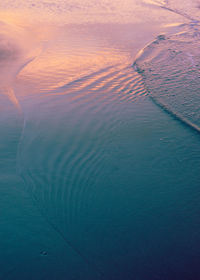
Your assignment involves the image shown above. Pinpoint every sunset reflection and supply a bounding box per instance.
[1,1,199,280]
[0,0,183,101]
[16,27,131,94]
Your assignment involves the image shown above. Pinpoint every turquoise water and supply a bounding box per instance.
[0,1,200,279]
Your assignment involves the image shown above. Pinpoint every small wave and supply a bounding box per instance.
[133,24,200,133]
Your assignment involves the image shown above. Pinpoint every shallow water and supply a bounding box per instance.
[134,22,200,132]
[0,1,200,280]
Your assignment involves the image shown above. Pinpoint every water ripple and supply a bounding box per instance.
[17,62,146,271]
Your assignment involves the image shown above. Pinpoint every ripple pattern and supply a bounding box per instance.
[17,64,146,271]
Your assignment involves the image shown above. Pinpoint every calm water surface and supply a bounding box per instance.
[0,1,200,279]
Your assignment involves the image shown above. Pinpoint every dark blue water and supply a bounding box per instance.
[0,1,200,280]
[1,92,200,280]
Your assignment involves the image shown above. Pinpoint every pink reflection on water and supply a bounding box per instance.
[15,24,133,98]
[0,4,182,108]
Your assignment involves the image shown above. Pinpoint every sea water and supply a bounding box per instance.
[0,1,200,279]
